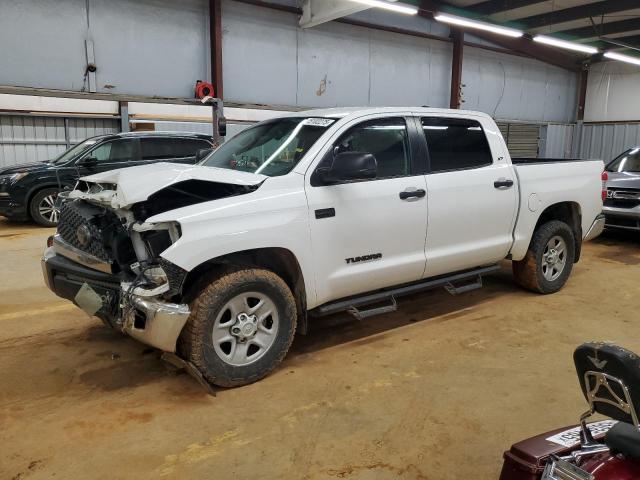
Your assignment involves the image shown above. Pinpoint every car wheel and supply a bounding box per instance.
[29,188,61,227]
[179,268,297,388]
[513,220,576,294]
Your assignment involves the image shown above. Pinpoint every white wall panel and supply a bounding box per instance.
[222,0,299,106]
[297,21,372,107]
[0,0,208,98]
[462,46,578,123]
[584,62,640,123]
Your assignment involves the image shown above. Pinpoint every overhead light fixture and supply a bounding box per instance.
[434,13,523,38]
[533,35,598,55]
[347,0,418,15]
[604,51,640,66]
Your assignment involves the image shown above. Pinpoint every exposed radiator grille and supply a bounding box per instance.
[57,201,111,261]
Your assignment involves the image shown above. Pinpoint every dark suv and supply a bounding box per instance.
[0,132,214,226]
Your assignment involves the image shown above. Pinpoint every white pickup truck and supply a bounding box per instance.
[42,107,605,388]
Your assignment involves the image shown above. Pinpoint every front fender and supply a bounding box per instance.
[154,174,317,306]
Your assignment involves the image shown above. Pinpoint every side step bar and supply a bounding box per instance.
[313,264,500,318]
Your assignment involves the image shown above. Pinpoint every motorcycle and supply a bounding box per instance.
[500,342,640,480]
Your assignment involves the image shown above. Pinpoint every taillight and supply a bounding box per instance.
[46,235,54,247]
[601,171,608,201]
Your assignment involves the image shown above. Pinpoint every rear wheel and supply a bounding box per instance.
[179,268,297,388]
[29,187,61,227]
[513,220,576,294]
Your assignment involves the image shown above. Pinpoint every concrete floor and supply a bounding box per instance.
[1,218,639,480]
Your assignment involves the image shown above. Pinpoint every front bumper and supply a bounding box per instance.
[0,196,28,220]
[602,206,640,231]
[42,248,190,352]
[584,213,606,241]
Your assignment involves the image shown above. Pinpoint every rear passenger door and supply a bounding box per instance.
[419,116,518,277]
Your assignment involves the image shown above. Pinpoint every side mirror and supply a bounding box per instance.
[77,157,98,169]
[320,152,377,184]
[196,148,213,162]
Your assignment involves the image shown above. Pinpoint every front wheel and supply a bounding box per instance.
[179,268,297,388]
[513,220,576,294]
[29,187,61,227]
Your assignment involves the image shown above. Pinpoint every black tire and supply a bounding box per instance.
[179,268,297,388]
[29,187,61,227]
[513,220,576,294]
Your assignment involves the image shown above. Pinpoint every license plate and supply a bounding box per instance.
[545,420,617,448]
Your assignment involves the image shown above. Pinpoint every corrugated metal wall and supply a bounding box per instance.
[0,115,118,167]
[540,124,574,159]
[575,123,640,162]
[497,122,540,157]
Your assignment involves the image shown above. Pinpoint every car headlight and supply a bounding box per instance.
[0,172,28,185]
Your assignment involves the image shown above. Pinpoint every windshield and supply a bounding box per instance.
[607,147,640,173]
[49,137,103,165]
[201,117,335,176]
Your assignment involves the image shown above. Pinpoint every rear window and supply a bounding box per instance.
[421,118,493,173]
[607,147,640,173]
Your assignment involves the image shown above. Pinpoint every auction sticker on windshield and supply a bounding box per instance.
[546,420,617,448]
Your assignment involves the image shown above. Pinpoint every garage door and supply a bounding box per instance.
[497,122,540,158]
[0,115,119,167]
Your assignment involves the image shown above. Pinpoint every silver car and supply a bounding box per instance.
[603,146,640,231]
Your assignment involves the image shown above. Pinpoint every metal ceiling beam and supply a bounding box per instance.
[463,0,547,17]
[589,34,640,49]
[299,0,372,28]
[515,0,640,30]
[556,18,640,40]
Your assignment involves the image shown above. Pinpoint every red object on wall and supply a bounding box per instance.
[195,81,215,99]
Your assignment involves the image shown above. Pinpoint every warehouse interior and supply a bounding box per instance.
[2,1,640,479]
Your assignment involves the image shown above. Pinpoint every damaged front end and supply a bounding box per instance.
[42,165,263,352]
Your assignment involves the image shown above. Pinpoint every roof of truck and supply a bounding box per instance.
[295,106,493,119]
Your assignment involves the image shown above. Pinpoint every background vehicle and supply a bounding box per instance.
[500,342,640,480]
[603,146,640,232]
[41,107,605,388]
[0,132,214,226]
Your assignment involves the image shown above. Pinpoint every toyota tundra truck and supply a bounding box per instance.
[41,107,605,388]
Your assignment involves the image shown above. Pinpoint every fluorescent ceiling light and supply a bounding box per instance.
[533,35,598,54]
[434,13,523,38]
[604,51,640,66]
[347,0,418,15]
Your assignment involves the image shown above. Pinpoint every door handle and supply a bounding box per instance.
[494,178,514,189]
[399,189,426,200]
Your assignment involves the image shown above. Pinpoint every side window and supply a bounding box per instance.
[334,117,411,178]
[88,142,112,162]
[87,139,139,162]
[421,118,493,173]
[141,138,177,160]
[174,139,213,158]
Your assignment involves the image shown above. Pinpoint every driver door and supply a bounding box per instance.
[305,115,428,306]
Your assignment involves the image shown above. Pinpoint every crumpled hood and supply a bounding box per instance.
[78,162,267,207]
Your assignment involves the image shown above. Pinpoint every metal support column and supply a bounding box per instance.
[119,101,129,133]
[450,28,464,109]
[209,0,223,99]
